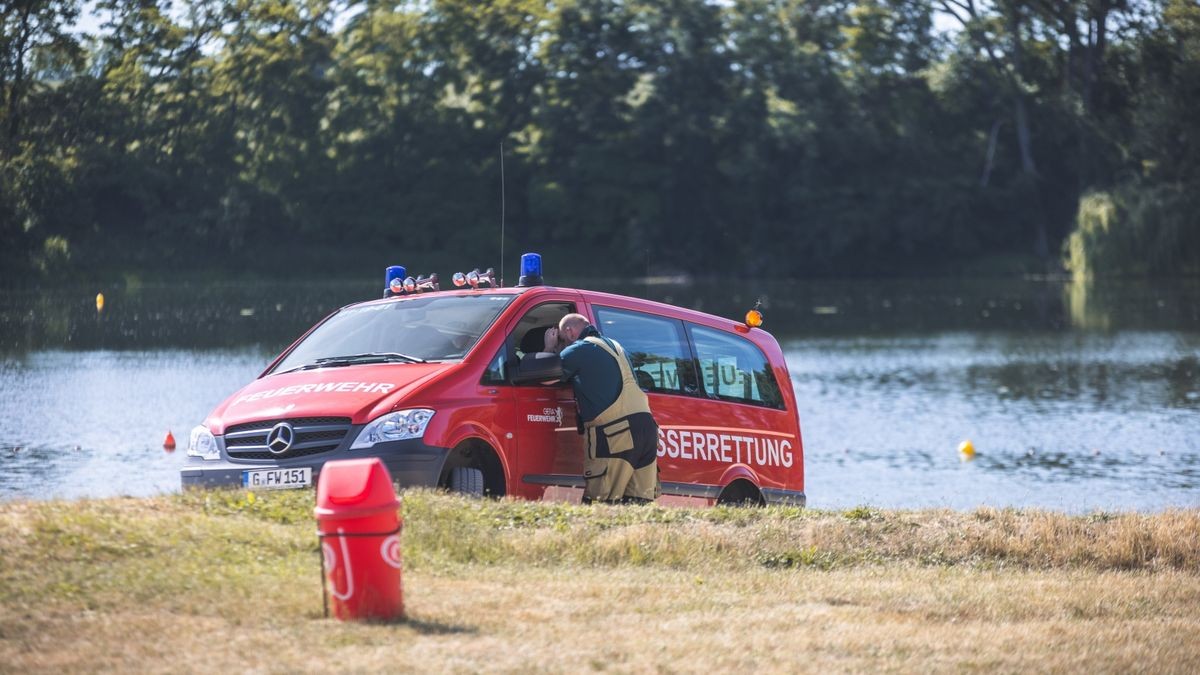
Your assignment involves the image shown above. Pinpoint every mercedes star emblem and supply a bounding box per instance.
[266,422,295,455]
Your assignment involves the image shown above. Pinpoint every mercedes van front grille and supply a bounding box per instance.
[223,417,353,460]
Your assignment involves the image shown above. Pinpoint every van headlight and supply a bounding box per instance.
[350,409,435,449]
[187,425,220,461]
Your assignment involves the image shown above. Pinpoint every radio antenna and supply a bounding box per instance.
[499,141,506,287]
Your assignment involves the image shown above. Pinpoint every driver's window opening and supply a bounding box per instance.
[513,302,576,360]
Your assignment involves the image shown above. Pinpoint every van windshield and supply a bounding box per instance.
[272,294,517,373]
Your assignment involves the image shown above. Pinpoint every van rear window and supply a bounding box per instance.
[687,325,785,409]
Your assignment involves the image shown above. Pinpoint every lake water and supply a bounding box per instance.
[1,277,1197,511]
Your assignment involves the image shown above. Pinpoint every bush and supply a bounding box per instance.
[1064,184,1200,279]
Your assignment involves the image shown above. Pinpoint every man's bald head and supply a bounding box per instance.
[558,313,591,343]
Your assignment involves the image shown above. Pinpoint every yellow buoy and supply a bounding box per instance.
[958,440,976,459]
[95,292,105,313]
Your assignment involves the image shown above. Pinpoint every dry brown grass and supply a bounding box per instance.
[1,492,1198,673]
[395,496,1200,572]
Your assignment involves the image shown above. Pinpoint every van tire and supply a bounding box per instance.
[449,467,485,497]
[441,440,506,497]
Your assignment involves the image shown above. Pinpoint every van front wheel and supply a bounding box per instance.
[449,466,485,497]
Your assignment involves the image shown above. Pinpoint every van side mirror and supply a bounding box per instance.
[511,352,563,385]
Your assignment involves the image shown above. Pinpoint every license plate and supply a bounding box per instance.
[242,467,311,490]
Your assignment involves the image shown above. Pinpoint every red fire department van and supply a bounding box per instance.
[182,255,805,506]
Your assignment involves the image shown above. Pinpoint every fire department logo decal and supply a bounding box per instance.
[526,407,563,424]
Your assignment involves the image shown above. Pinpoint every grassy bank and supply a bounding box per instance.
[2,491,1198,673]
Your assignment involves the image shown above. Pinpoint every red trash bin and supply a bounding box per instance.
[314,458,404,621]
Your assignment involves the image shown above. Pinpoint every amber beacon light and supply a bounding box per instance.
[745,300,764,328]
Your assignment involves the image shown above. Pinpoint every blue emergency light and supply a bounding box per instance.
[385,265,407,297]
[517,253,542,287]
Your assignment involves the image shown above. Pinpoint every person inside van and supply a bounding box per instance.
[549,314,660,504]
[541,325,565,354]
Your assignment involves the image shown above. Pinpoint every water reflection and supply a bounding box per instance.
[3,277,1199,353]
[1,278,1198,509]
[0,282,372,353]
[1066,279,1111,331]
[1062,279,1200,332]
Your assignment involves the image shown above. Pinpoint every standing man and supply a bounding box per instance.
[545,314,659,504]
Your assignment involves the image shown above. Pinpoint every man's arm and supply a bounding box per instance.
[559,343,581,383]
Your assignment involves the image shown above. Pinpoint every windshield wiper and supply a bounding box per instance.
[316,352,427,365]
[279,351,426,374]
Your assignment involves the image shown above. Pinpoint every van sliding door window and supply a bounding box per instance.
[594,306,698,395]
[687,325,785,409]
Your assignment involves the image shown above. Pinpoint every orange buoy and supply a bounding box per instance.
[163,431,176,452]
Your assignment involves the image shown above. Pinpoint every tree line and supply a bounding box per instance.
[2,0,1197,284]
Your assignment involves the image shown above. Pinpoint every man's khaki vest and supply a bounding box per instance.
[581,336,652,453]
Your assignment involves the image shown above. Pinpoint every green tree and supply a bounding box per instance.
[213,0,336,241]
[525,0,657,266]
[0,0,85,276]
[87,0,235,261]
[1064,0,1200,278]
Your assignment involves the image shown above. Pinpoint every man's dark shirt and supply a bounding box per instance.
[560,325,631,422]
